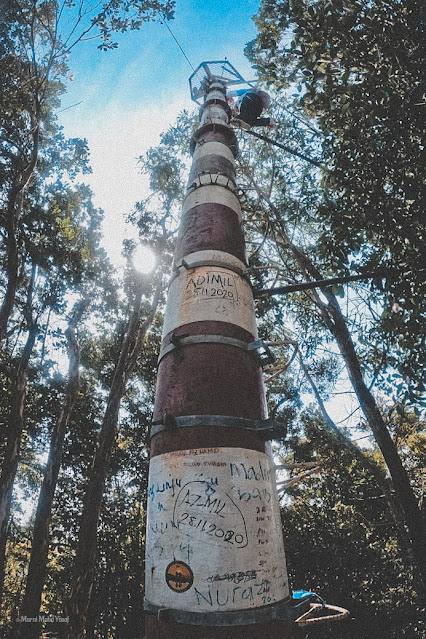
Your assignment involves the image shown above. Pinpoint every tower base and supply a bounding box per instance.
[144,616,300,639]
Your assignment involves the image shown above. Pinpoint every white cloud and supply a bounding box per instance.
[67,94,189,266]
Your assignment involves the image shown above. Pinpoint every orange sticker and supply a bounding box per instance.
[165,561,194,593]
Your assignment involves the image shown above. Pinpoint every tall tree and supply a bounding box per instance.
[247,0,425,405]
[17,299,88,639]
[280,411,425,639]
[67,269,163,639]
[0,165,99,601]
[238,147,426,595]
[0,0,174,602]
[243,0,425,595]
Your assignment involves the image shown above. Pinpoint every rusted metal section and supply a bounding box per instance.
[183,182,241,217]
[203,88,230,111]
[175,202,246,263]
[150,425,266,458]
[153,323,266,425]
[152,342,266,418]
[161,319,255,347]
[191,125,238,157]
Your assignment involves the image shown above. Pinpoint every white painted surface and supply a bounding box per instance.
[182,183,242,218]
[162,250,257,337]
[193,141,235,164]
[145,447,290,612]
[201,105,228,124]
[204,89,227,103]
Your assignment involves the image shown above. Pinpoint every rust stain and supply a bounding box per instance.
[175,203,246,264]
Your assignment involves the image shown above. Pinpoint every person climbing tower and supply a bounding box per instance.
[228,87,277,129]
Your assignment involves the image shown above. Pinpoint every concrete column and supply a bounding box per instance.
[144,77,299,639]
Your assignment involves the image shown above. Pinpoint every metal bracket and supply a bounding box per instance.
[150,414,287,439]
[247,339,275,366]
[144,597,296,626]
[187,171,237,194]
[230,117,252,131]
[189,61,247,106]
[158,335,275,367]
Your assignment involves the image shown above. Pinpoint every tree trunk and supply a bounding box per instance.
[0,203,20,344]
[298,352,424,593]
[0,323,38,602]
[285,224,426,595]
[298,353,403,519]
[248,178,426,596]
[17,301,87,638]
[0,127,41,596]
[324,294,426,596]
[67,279,161,639]
[0,123,40,344]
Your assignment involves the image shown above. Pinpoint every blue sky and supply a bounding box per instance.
[59,0,261,265]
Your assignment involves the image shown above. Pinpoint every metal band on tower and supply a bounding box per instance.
[144,63,298,639]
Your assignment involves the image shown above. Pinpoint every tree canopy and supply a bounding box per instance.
[0,1,425,638]
[247,0,425,408]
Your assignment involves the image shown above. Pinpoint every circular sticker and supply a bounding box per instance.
[165,561,194,593]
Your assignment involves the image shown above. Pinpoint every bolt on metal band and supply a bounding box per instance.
[150,414,286,439]
[158,335,275,366]
[187,171,237,193]
[144,597,296,626]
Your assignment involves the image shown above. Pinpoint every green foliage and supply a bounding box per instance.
[248,0,425,406]
[0,2,162,634]
[2,521,32,630]
[135,111,195,236]
[93,0,175,50]
[41,389,152,638]
[1,2,424,634]
[281,414,425,639]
